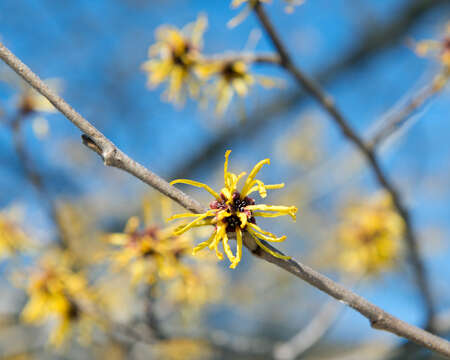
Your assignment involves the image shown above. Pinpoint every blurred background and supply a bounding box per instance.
[0,0,449,359]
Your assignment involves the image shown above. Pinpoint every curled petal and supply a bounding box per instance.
[247,225,286,242]
[192,232,216,255]
[222,232,236,265]
[171,179,220,199]
[248,231,291,260]
[246,204,297,220]
[174,212,215,235]
[230,227,243,269]
[241,158,270,197]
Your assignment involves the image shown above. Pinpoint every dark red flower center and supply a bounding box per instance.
[210,191,256,232]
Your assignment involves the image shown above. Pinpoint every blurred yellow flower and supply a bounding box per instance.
[21,250,97,347]
[169,150,297,268]
[0,210,29,258]
[167,258,223,307]
[105,197,222,309]
[414,23,450,89]
[105,197,198,285]
[337,192,405,275]
[142,15,207,104]
[197,60,278,115]
[18,85,56,115]
[154,338,212,360]
[106,216,191,285]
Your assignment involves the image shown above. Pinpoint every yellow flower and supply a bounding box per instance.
[414,23,450,89]
[414,23,450,67]
[141,15,207,104]
[337,192,405,276]
[169,150,297,269]
[166,259,222,307]
[105,200,193,285]
[21,250,96,347]
[197,60,277,115]
[0,210,29,258]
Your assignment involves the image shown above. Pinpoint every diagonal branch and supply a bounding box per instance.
[253,1,437,331]
[0,40,449,357]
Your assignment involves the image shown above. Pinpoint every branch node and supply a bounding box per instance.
[81,134,116,166]
[81,134,102,156]
[370,316,385,330]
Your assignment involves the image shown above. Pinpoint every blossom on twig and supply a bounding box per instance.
[169,150,297,268]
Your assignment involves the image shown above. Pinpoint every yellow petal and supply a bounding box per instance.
[248,231,291,260]
[171,179,220,199]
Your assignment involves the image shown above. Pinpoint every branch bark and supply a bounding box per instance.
[1,41,449,357]
[253,1,437,331]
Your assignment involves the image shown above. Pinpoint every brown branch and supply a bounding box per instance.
[203,52,280,65]
[253,1,437,331]
[1,41,449,357]
[0,42,204,216]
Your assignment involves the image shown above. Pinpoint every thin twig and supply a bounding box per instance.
[203,52,280,65]
[0,42,205,216]
[253,1,437,331]
[1,41,449,357]
[274,300,344,360]
[9,112,69,248]
[368,82,441,148]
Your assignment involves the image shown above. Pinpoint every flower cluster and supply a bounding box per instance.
[142,16,277,114]
[21,251,97,346]
[169,150,297,268]
[337,192,405,275]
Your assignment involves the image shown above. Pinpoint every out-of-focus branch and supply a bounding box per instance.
[368,82,443,148]
[9,113,69,248]
[0,42,204,216]
[253,1,437,331]
[274,300,344,360]
[1,41,449,358]
[203,52,280,64]
[171,0,448,180]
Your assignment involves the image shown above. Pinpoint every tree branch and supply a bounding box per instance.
[253,1,437,331]
[170,0,448,181]
[1,41,449,357]
[274,300,344,360]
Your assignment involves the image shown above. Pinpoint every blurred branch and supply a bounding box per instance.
[368,82,443,148]
[0,42,204,216]
[203,52,280,64]
[1,41,449,358]
[274,300,344,360]
[171,0,448,180]
[9,113,68,248]
[253,1,437,331]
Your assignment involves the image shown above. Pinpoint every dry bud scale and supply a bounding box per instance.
[169,150,297,268]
